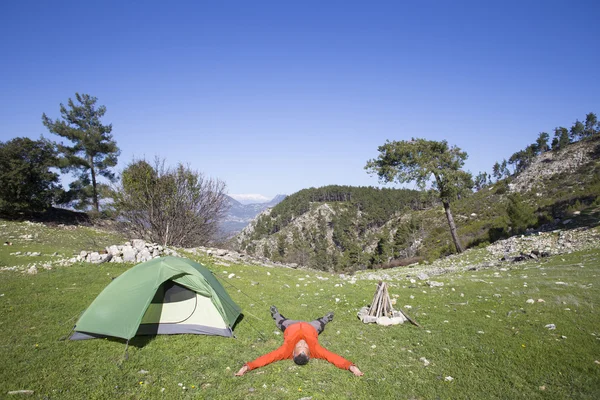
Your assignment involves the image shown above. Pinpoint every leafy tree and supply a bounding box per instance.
[474,171,490,191]
[570,120,585,141]
[506,193,537,235]
[536,132,550,153]
[492,159,510,181]
[0,137,62,213]
[112,158,229,247]
[551,127,570,150]
[365,138,472,253]
[584,112,598,137]
[371,235,390,265]
[393,215,422,258]
[42,93,120,212]
[276,234,287,258]
[509,144,538,175]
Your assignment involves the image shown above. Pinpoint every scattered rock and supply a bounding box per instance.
[376,316,393,326]
[545,324,556,330]
[26,266,37,275]
[427,281,444,287]
[419,357,430,366]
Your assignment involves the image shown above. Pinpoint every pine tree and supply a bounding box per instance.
[42,93,120,212]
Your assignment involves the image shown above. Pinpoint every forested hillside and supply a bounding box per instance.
[234,186,427,270]
[234,136,600,272]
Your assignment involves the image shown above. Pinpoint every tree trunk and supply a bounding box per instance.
[89,155,99,213]
[442,200,463,253]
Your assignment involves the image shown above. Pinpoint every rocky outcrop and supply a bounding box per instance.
[347,226,600,282]
[485,227,600,259]
[509,138,598,193]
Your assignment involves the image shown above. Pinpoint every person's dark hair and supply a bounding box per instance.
[293,353,310,365]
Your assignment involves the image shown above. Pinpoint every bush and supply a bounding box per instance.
[112,158,228,247]
[507,193,537,234]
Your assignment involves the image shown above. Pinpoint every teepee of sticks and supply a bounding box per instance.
[358,281,421,327]
[368,281,394,318]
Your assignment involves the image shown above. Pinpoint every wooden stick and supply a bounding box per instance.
[398,308,422,328]
[368,284,379,316]
[376,282,384,316]
[370,283,383,316]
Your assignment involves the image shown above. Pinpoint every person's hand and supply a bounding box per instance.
[235,365,249,376]
[349,365,364,376]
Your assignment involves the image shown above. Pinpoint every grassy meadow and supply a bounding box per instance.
[1,220,599,399]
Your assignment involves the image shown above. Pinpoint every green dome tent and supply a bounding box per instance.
[71,256,242,340]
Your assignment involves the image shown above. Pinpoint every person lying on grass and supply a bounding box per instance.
[235,306,364,377]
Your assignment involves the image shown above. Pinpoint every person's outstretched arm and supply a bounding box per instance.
[349,365,364,376]
[311,344,364,376]
[235,365,249,376]
[234,342,293,376]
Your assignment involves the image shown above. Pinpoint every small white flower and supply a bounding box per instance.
[445,376,454,382]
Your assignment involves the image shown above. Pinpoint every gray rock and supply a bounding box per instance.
[376,316,393,326]
[427,280,444,287]
[26,266,38,275]
[107,245,121,256]
[417,273,429,281]
[122,246,136,262]
[138,248,152,262]
[132,239,146,251]
[80,250,88,257]
[361,315,377,324]
[89,252,100,263]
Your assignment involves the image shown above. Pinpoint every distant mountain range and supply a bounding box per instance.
[219,194,287,237]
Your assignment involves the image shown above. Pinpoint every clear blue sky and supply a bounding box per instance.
[1,1,599,202]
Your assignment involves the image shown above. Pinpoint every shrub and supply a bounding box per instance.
[506,193,537,234]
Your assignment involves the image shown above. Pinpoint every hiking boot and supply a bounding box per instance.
[270,305,279,316]
[324,312,334,322]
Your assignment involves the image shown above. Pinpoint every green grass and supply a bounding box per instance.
[0,220,126,269]
[1,221,600,399]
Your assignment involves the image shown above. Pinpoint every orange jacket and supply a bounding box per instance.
[246,322,353,371]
